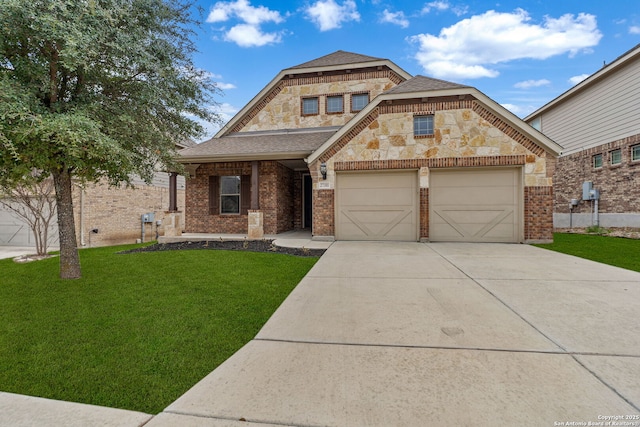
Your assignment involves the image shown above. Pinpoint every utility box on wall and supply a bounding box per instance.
[142,212,155,223]
[582,182,599,201]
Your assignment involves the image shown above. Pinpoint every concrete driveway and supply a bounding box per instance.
[149,241,640,426]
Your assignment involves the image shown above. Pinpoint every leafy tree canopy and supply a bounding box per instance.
[0,0,220,278]
[0,0,218,186]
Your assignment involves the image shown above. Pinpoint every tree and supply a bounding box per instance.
[0,0,219,278]
[0,173,57,257]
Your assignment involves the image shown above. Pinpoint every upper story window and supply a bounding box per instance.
[592,153,603,169]
[326,95,344,114]
[414,115,434,137]
[302,97,319,115]
[632,144,640,162]
[610,149,622,165]
[220,176,241,214]
[351,93,369,112]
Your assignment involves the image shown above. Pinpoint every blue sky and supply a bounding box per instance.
[189,0,640,141]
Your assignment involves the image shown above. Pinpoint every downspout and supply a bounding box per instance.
[80,187,86,246]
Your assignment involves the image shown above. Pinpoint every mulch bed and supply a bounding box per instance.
[119,239,326,257]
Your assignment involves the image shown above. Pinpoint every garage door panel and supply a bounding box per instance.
[343,190,414,206]
[336,171,418,241]
[430,168,521,243]
[431,190,517,206]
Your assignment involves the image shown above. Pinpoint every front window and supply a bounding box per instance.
[632,144,640,162]
[326,95,344,114]
[593,153,603,169]
[414,115,434,137]
[302,97,319,115]
[610,149,622,165]
[220,176,241,214]
[351,93,369,112]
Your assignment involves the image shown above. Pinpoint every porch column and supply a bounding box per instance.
[168,172,178,212]
[251,161,259,209]
[248,161,263,238]
[164,172,182,237]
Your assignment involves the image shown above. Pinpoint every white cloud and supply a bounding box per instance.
[514,79,551,89]
[381,9,409,28]
[216,82,237,90]
[568,73,590,85]
[501,103,537,118]
[409,9,602,80]
[422,1,450,14]
[206,0,285,47]
[630,26,640,34]
[224,23,282,47]
[207,0,283,25]
[305,0,360,31]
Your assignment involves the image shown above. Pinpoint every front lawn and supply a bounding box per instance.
[535,233,640,272]
[0,244,318,414]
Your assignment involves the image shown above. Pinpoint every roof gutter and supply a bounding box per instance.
[178,150,313,164]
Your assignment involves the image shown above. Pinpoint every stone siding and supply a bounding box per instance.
[554,133,640,216]
[237,71,400,132]
[310,97,555,241]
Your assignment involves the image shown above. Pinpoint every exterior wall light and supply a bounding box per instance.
[320,162,327,180]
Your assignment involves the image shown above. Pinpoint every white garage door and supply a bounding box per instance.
[335,171,418,241]
[429,168,522,243]
[0,204,58,247]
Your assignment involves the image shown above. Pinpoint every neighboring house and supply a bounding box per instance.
[178,51,561,243]
[526,44,640,229]
[0,140,193,248]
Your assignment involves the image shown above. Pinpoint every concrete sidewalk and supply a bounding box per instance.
[151,241,640,426]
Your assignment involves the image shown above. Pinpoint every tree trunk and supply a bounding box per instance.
[52,167,81,279]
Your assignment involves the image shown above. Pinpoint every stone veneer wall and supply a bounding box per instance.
[234,70,402,132]
[309,99,556,241]
[72,180,186,247]
[185,161,296,235]
[554,133,640,215]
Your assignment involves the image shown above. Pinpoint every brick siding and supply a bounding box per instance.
[313,189,334,237]
[554,133,640,214]
[524,186,554,241]
[72,181,185,247]
[185,160,297,235]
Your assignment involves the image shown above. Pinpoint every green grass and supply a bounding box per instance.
[0,244,318,414]
[535,233,640,272]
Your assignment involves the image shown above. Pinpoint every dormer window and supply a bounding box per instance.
[302,97,319,115]
[326,95,344,114]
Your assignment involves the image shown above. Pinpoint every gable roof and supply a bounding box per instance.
[214,51,412,138]
[384,75,470,94]
[525,43,640,121]
[289,50,385,69]
[307,76,562,164]
[178,127,338,162]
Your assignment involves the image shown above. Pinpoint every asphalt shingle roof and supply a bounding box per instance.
[179,128,339,160]
[289,50,385,69]
[383,75,469,94]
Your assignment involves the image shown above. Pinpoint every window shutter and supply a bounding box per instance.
[209,176,219,215]
[240,175,251,215]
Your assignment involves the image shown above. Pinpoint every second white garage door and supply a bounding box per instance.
[335,171,418,241]
[429,168,522,243]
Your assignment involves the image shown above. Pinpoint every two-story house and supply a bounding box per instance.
[178,51,561,243]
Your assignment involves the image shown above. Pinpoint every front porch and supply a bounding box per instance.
[158,229,333,250]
